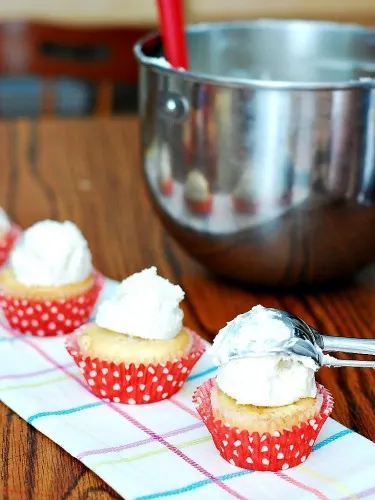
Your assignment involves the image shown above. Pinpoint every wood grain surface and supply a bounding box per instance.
[0,117,374,499]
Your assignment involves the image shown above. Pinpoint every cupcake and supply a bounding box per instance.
[158,144,174,196]
[184,170,212,214]
[0,220,103,336]
[193,305,333,471]
[66,267,205,404]
[0,207,21,266]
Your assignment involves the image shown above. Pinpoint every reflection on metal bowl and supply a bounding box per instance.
[135,20,375,286]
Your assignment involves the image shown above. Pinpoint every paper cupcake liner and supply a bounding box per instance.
[0,224,22,266]
[66,327,206,404]
[192,378,333,472]
[0,271,104,337]
[159,178,174,196]
[185,196,213,215]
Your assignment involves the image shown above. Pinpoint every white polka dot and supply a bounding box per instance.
[88,379,95,386]
[103,398,110,402]
[49,322,56,330]
[26,307,34,315]
[101,378,107,385]
[295,452,300,458]
[172,381,177,387]
[51,306,58,314]
[301,456,306,462]
[57,313,65,321]
[45,300,51,307]
[246,457,253,464]
[282,463,289,470]
[156,385,163,392]
[113,383,120,391]
[275,444,280,450]
[143,395,151,402]
[177,363,182,369]
[125,364,130,370]
[92,362,96,368]
[101,368,108,375]
[125,375,131,381]
[262,458,270,465]
[161,393,168,399]
[229,459,235,465]
[162,367,169,374]
[21,300,28,306]
[31,319,38,327]
[78,296,85,304]
[79,361,86,368]
[178,381,183,387]
[137,371,143,378]
[72,307,78,314]
[128,398,136,405]
[79,309,85,316]
[113,397,120,403]
[21,320,28,328]
[248,446,253,453]
[17,310,24,317]
[139,384,145,391]
[309,439,315,446]
[260,435,267,442]
[36,330,45,336]
[152,376,158,383]
[272,431,280,437]
[41,313,49,321]
[11,316,19,324]
[261,446,268,452]
[13,299,20,306]
[148,367,155,374]
[126,386,133,393]
[167,374,174,381]
[89,370,97,377]
[35,304,42,312]
[290,445,294,451]
[100,389,106,396]
[113,371,120,378]
[277,453,284,459]
[181,367,188,373]
[233,450,239,457]
[301,434,304,439]
[73,320,80,327]
[65,319,72,327]
[234,440,241,447]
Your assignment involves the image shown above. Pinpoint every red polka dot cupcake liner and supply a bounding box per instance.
[192,378,333,472]
[0,224,22,267]
[66,327,206,404]
[0,271,104,337]
[159,178,174,196]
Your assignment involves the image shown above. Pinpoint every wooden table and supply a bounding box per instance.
[0,117,374,499]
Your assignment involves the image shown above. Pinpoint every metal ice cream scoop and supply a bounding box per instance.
[262,308,375,368]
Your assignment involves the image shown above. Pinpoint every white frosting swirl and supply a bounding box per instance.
[96,267,185,340]
[0,207,11,238]
[210,305,318,406]
[10,220,92,287]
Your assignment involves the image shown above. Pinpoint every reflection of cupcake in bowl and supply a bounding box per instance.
[66,267,205,404]
[158,144,173,196]
[232,169,257,214]
[0,207,22,266]
[193,305,333,471]
[0,220,103,336]
[184,169,212,214]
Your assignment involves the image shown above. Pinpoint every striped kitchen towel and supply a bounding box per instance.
[0,279,374,500]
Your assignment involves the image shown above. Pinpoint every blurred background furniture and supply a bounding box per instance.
[1,0,375,117]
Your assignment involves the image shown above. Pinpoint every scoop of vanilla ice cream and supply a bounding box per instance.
[184,170,210,201]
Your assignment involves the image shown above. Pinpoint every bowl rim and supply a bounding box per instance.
[133,18,375,91]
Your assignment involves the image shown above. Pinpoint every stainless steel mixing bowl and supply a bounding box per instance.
[134,19,375,286]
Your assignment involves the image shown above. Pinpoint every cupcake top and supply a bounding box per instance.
[184,170,210,201]
[96,266,185,340]
[10,220,92,287]
[210,305,319,406]
[0,207,11,238]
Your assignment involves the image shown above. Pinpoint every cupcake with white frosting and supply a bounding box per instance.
[0,207,21,266]
[184,170,212,214]
[193,305,333,471]
[0,220,103,336]
[66,267,205,404]
[232,169,257,214]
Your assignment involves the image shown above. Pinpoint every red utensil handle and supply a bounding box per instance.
[156,0,189,69]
